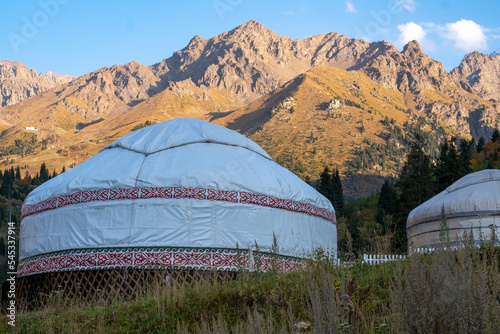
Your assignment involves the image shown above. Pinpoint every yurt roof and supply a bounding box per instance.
[407,169,500,228]
[104,118,272,159]
[23,119,330,210]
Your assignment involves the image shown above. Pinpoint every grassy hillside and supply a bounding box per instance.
[215,66,466,197]
[0,66,483,198]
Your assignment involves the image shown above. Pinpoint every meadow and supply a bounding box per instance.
[2,242,500,333]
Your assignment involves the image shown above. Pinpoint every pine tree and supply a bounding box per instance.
[52,169,58,178]
[394,135,434,252]
[378,179,398,215]
[332,168,344,217]
[492,129,500,143]
[458,139,473,177]
[487,160,495,169]
[15,166,21,181]
[434,138,461,193]
[377,179,398,233]
[477,137,485,153]
[318,166,332,202]
[1,169,12,198]
[61,165,66,173]
[39,162,49,182]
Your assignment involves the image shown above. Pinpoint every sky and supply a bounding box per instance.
[1,0,499,77]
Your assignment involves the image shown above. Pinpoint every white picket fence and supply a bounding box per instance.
[361,247,439,265]
[362,254,406,265]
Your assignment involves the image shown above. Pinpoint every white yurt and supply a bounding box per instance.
[407,169,500,249]
[17,118,336,302]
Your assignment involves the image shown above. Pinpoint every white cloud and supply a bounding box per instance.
[345,0,357,14]
[444,19,487,52]
[397,22,426,47]
[283,11,296,16]
[396,22,437,52]
[395,0,416,12]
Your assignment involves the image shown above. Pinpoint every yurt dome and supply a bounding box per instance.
[19,118,336,279]
[407,169,500,249]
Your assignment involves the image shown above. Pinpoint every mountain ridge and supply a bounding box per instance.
[1,20,500,197]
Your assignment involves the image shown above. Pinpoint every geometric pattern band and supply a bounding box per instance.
[17,247,307,277]
[21,186,336,223]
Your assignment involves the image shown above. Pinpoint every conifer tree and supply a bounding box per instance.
[492,129,500,143]
[377,178,398,233]
[477,137,485,153]
[15,166,21,181]
[458,139,473,177]
[394,135,434,252]
[318,166,332,201]
[39,162,49,182]
[378,179,398,215]
[332,168,344,217]
[1,169,12,198]
[434,138,461,193]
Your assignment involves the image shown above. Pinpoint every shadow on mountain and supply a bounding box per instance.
[209,110,235,121]
[76,118,105,130]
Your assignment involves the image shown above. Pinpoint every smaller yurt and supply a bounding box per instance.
[17,118,336,306]
[407,169,500,249]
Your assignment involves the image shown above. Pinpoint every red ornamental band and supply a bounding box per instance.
[21,186,336,223]
[17,249,306,277]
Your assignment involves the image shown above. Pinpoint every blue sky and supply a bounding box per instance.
[1,0,499,76]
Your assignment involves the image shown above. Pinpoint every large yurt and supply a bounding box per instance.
[17,118,336,304]
[407,169,500,249]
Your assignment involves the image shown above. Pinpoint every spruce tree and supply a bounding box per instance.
[492,129,500,143]
[332,168,344,217]
[434,138,461,193]
[477,137,485,153]
[15,166,21,181]
[39,162,49,182]
[318,166,332,202]
[458,139,473,177]
[1,169,12,198]
[378,179,398,215]
[394,135,434,252]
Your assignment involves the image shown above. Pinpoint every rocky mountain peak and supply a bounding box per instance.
[0,60,73,107]
[185,35,207,50]
[451,51,500,101]
[402,40,423,56]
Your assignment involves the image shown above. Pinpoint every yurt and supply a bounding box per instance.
[17,118,336,304]
[407,169,500,249]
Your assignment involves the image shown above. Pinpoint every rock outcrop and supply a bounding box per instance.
[0,60,73,107]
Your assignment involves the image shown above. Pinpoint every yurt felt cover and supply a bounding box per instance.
[407,169,500,248]
[18,118,336,276]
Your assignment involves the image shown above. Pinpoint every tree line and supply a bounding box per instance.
[330,129,500,256]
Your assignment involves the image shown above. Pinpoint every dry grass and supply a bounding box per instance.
[3,243,500,333]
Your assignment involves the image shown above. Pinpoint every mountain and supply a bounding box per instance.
[451,51,500,101]
[491,49,500,57]
[0,60,73,107]
[1,21,500,197]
